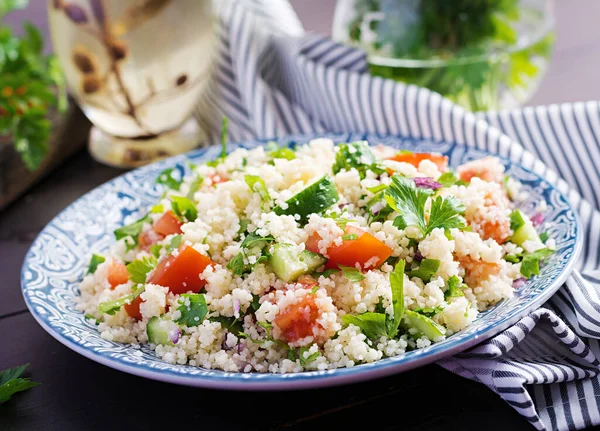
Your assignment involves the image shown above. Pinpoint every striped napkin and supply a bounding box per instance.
[202,2,600,429]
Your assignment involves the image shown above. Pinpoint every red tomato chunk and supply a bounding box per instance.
[306,226,393,270]
[148,245,213,294]
[388,152,448,172]
[274,295,320,343]
[107,261,129,289]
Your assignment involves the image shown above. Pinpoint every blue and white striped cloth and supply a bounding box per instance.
[200,2,600,429]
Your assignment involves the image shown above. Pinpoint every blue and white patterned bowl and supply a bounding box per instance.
[21,133,582,390]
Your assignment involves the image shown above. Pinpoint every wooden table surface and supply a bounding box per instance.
[2,2,599,430]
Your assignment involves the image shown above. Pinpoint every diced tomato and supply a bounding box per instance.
[138,230,164,251]
[388,152,448,172]
[124,295,143,320]
[153,211,183,236]
[148,245,213,294]
[274,295,321,344]
[107,261,129,289]
[306,226,393,270]
[457,256,501,285]
[208,173,228,185]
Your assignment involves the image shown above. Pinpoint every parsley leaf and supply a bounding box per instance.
[241,233,275,249]
[186,175,204,200]
[341,313,388,340]
[86,254,105,274]
[296,347,321,366]
[151,204,164,213]
[156,167,182,190]
[208,315,244,336]
[385,176,432,232]
[339,265,366,282]
[342,233,358,241]
[0,364,39,404]
[267,142,296,161]
[385,176,466,237]
[332,141,386,179]
[426,196,466,236]
[509,209,526,232]
[174,293,209,327]
[436,171,460,187]
[126,255,157,284]
[520,248,552,278]
[503,254,521,263]
[98,286,144,315]
[171,196,198,222]
[444,275,465,299]
[245,175,270,202]
[227,233,274,276]
[409,258,440,283]
[388,260,405,338]
[539,231,550,243]
[114,214,150,246]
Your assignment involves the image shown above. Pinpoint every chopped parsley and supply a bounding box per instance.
[245,175,270,203]
[0,364,39,404]
[86,254,105,274]
[342,233,358,241]
[156,167,183,190]
[539,231,550,243]
[114,214,150,248]
[332,141,386,179]
[227,233,275,276]
[208,315,244,336]
[151,204,164,213]
[509,209,526,232]
[436,171,460,187]
[98,286,144,315]
[520,248,552,278]
[413,305,444,318]
[126,255,157,284]
[186,175,204,200]
[339,265,366,282]
[174,294,209,327]
[171,196,198,222]
[503,254,521,263]
[341,312,388,339]
[267,142,296,161]
[388,260,406,338]
[444,275,465,299]
[409,258,440,283]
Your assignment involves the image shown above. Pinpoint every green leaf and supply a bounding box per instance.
[444,275,465,299]
[86,254,105,274]
[426,196,466,236]
[98,286,144,316]
[156,168,182,190]
[226,253,246,276]
[385,176,431,233]
[166,234,182,253]
[174,293,209,327]
[245,175,270,202]
[521,248,552,278]
[150,244,162,258]
[240,232,275,249]
[0,363,38,404]
[114,214,150,244]
[436,171,460,187]
[186,175,204,200]
[171,196,198,222]
[342,233,358,241]
[339,265,366,282]
[509,209,526,232]
[409,258,440,283]
[208,315,244,336]
[341,312,388,340]
[388,259,406,338]
[332,141,386,179]
[12,108,50,171]
[297,347,321,366]
[151,204,164,213]
[0,0,29,17]
[126,255,157,284]
[539,231,550,243]
[267,142,296,161]
[503,254,521,263]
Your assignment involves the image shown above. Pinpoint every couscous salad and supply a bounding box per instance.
[78,137,554,373]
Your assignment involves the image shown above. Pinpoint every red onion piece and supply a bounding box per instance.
[531,213,544,227]
[513,278,527,289]
[412,177,442,190]
[233,298,241,318]
[414,251,423,262]
[168,325,181,344]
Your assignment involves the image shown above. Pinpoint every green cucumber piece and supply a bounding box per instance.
[147,316,179,346]
[270,243,326,283]
[404,310,446,339]
[510,209,541,246]
[273,176,339,224]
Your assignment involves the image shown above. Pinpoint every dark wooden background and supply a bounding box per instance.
[2,2,598,430]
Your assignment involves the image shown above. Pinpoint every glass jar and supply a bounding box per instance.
[48,0,217,167]
[333,0,555,112]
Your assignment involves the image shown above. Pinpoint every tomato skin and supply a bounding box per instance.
[107,262,129,289]
[148,246,213,294]
[124,295,143,320]
[388,152,448,172]
[153,211,183,237]
[138,230,164,251]
[274,295,320,343]
[306,226,393,270]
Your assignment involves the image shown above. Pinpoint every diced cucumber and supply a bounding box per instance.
[510,209,541,246]
[147,316,179,346]
[273,176,339,224]
[404,310,446,339]
[270,243,326,283]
